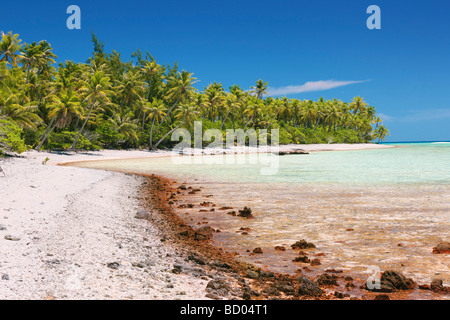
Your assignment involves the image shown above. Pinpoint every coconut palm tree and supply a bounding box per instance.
[152,104,198,150]
[161,71,198,125]
[347,96,368,129]
[243,98,263,130]
[146,99,166,150]
[373,125,390,143]
[36,90,82,150]
[108,110,139,145]
[301,100,317,129]
[115,70,145,109]
[221,93,240,130]
[325,99,343,131]
[250,79,268,100]
[202,82,225,122]
[266,99,282,130]
[0,32,23,67]
[141,60,164,101]
[71,71,113,149]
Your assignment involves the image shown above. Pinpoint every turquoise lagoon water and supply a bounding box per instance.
[73,143,450,294]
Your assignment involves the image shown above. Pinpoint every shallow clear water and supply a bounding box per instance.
[72,143,450,295]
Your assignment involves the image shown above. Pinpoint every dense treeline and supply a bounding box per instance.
[0,31,390,154]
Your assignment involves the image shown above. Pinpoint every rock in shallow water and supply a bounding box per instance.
[315,273,338,286]
[430,279,449,293]
[365,270,416,293]
[194,226,214,241]
[297,276,324,296]
[291,239,316,250]
[432,242,450,254]
[245,270,259,279]
[238,207,253,218]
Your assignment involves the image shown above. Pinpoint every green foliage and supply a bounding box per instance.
[22,127,43,148]
[0,31,389,151]
[0,118,27,153]
[95,122,124,148]
[278,128,293,145]
[47,131,99,150]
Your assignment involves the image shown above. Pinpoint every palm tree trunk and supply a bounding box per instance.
[220,110,230,130]
[146,78,152,101]
[153,122,182,150]
[243,118,252,131]
[232,110,236,131]
[141,112,146,137]
[266,113,278,130]
[159,96,181,127]
[149,117,156,150]
[36,117,56,150]
[313,118,320,133]
[71,99,95,149]
[36,122,57,151]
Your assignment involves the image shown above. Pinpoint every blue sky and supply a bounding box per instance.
[2,0,450,141]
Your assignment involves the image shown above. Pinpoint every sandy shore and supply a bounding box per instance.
[0,151,211,300]
[0,144,395,300]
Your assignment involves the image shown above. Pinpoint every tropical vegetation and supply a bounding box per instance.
[0,31,389,155]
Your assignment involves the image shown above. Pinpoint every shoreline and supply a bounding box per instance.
[48,143,395,166]
[1,144,447,300]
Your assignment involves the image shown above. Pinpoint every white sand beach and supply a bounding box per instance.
[0,150,210,300]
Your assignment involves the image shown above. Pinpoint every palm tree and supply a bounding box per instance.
[373,125,390,143]
[301,100,317,129]
[20,40,57,83]
[347,96,368,129]
[250,79,268,100]
[36,90,82,150]
[161,71,198,126]
[108,110,139,145]
[243,98,263,130]
[152,104,198,150]
[0,32,23,67]
[0,91,41,130]
[71,71,113,149]
[203,82,225,122]
[54,61,83,93]
[146,99,166,150]
[222,93,240,130]
[0,102,41,130]
[374,116,382,129]
[115,70,145,109]
[266,99,282,130]
[325,99,343,131]
[279,97,291,123]
[290,99,301,127]
[141,60,164,101]
[20,42,42,83]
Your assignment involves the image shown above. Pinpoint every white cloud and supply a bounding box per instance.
[377,109,450,123]
[402,108,450,122]
[267,80,369,96]
[377,113,394,122]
